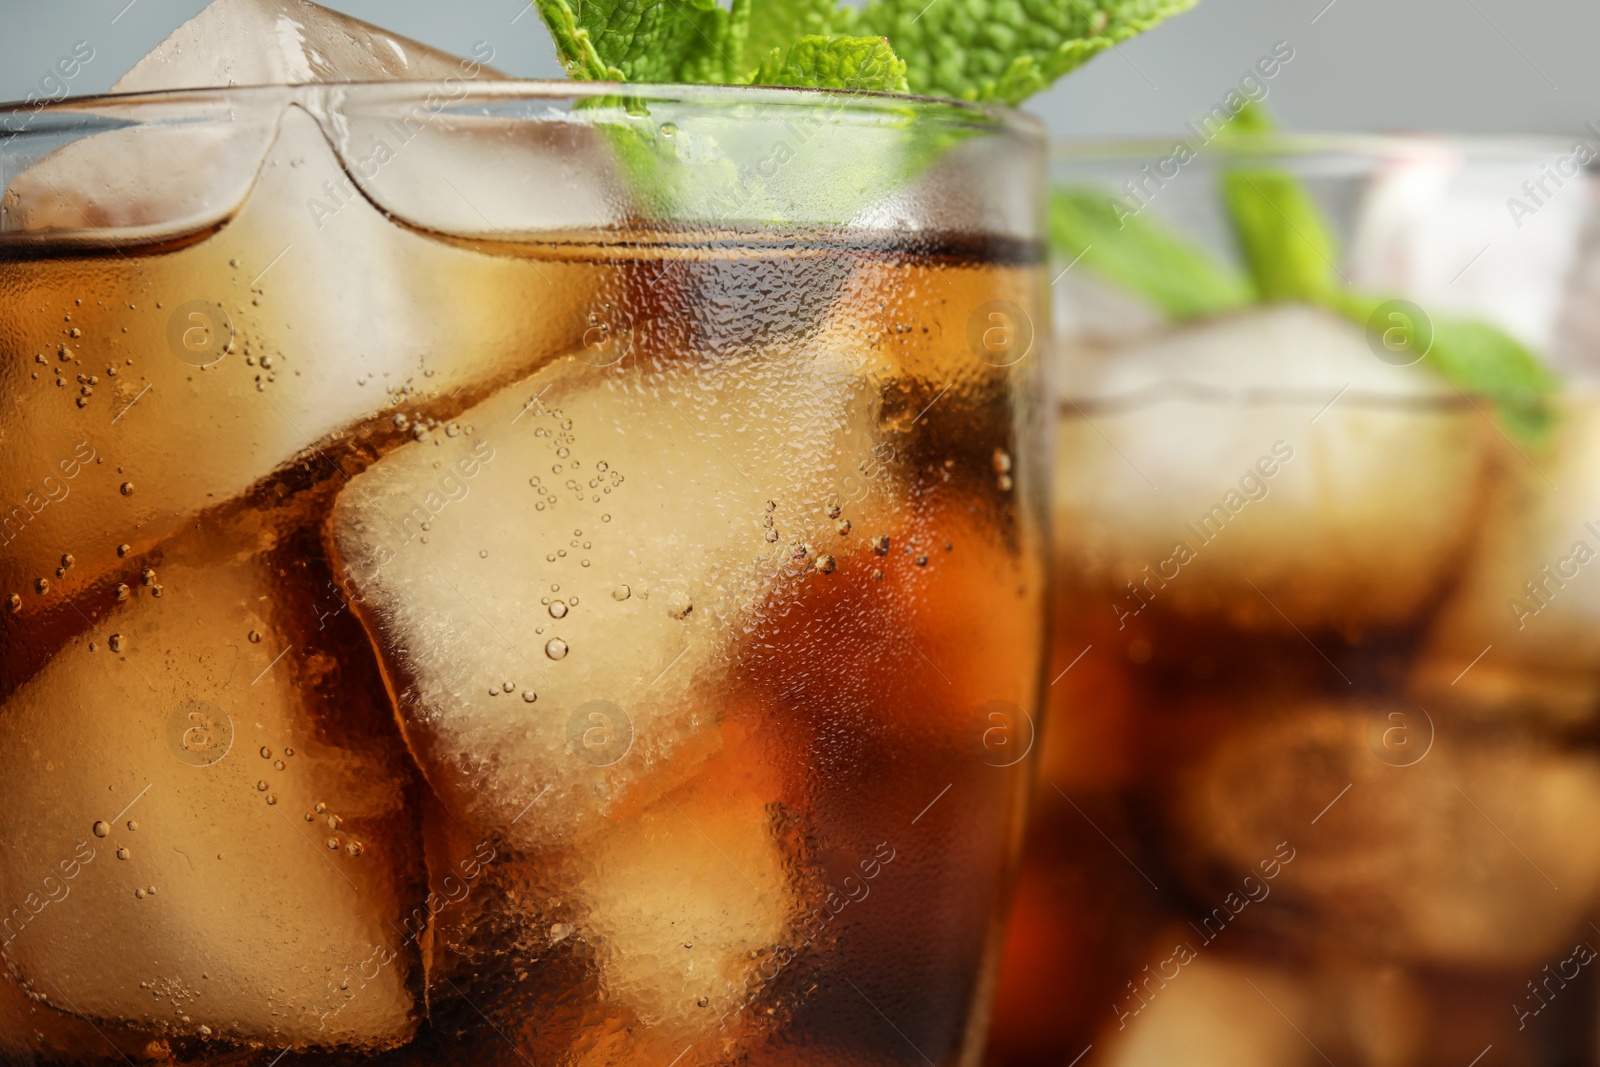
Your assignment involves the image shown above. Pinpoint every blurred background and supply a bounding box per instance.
[3,0,1598,139]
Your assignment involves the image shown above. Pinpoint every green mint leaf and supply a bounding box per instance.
[533,0,624,79]
[750,35,910,90]
[1221,169,1340,304]
[1334,291,1561,443]
[840,0,1199,104]
[537,0,750,84]
[1049,188,1251,319]
[744,0,844,78]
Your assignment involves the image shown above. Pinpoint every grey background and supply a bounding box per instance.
[3,0,1597,139]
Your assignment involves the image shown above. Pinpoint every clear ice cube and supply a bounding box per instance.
[329,341,877,851]
[1167,701,1600,968]
[1411,397,1600,724]
[1054,304,1488,631]
[0,535,423,1047]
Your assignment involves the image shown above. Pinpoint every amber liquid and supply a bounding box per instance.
[0,127,1047,1066]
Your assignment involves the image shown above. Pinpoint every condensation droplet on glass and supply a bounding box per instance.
[872,535,890,556]
[814,555,837,574]
[827,504,841,519]
[545,638,569,660]
[837,520,851,536]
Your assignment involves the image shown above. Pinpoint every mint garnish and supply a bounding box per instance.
[1049,106,1560,443]
[532,0,1196,98]
[1221,170,1339,305]
[1049,189,1250,318]
[840,0,1199,104]
[751,35,909,91]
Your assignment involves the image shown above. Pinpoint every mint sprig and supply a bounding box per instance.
[531,0,1196,99]
[840,0,1199,105]
[1048,107,1561,442]
[1049,189,1250,318]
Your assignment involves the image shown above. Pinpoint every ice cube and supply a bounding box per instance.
[1098,947,1425,1067]
[1166,701,1600,968]
[1410,396,1600,724]
[0,528,423,1047]
[1053,304,1488,632]
[329,339,879,850]
[572,749,794,1035]
[111,0,498,92]
[1346,146,1587,358]
[0,32,585,670]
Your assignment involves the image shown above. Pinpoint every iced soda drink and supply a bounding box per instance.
[988,138,1600,1067]
[0,3,1049,1064]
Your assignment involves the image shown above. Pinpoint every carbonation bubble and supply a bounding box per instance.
[815,555,837,574]
[114,584,130,601]
[256,780,269,792]
[992,449,1012,473]
[92,821,110,838]
[116,847,130,861]
[5,594,20,613]
[108,633,125,653]
[502,681,515,693]
[117,543,131,557]
[345,841,363,857]
[259,747,271,759]
[522,691,538,703]
[34,578,49,594]
[120,482,134,496]
[837,520,852,536]
[274,760,286,771]
[549,600,568,619]
[613,585,630,601]
[140,569,156,587]
[872,536,890,555]
[827,505,842,519]
[248,630,261,643]
[326,838,340,850]
[126,821,137,832]
[545,638,569,660]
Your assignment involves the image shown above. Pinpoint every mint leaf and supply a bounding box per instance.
[745,0,843,77]
[540,0,751,84]
[840,0,1199,104]
[1049,188,1251,319]
[533,0,624,79]
[751,35,910,90]
[1221,169,1340,305]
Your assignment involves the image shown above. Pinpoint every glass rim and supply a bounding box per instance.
[1050,130,1595,163]
[0,77,1044,137]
